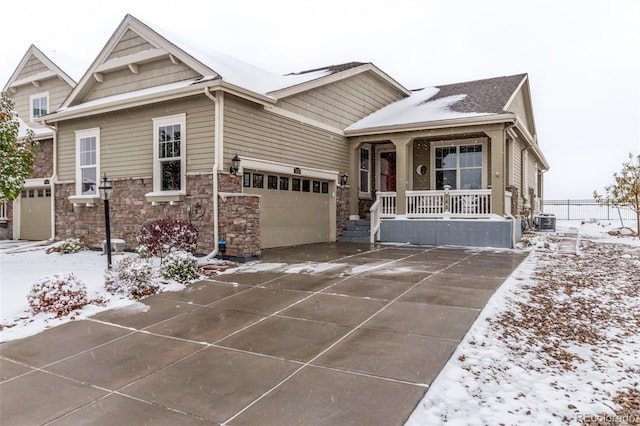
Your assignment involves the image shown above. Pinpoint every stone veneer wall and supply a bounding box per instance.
[336,185,350,237]
[55,173,261,258]
[31,139,54,178]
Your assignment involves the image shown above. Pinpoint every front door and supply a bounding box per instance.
[379,151,396,192]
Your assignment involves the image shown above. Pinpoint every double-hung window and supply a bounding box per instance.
[75,128,100,196]
[153,114,186,192]
[30,92,49,120]
[359,145,371,197]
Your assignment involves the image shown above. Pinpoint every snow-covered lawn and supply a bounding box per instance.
[407,220,640,425]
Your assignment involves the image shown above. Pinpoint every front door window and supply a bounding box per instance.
[379,151,396,192]
[435,144,483,190]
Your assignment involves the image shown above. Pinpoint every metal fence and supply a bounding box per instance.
[542,199,637,221]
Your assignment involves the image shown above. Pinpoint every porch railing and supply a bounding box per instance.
[407,189,492,218]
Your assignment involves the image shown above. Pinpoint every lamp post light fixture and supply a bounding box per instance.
[98,173,113,269]
[230,154,241,175]
[340,172,349,187]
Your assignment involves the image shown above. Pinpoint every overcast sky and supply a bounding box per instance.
[2,0,638,199]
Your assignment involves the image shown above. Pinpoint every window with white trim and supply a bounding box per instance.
[75,128,100,196]
[30,92,49,120]
[433,142,485,190]
[153,114,186,192]
[359,145,371,196]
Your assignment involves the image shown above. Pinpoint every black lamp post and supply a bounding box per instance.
[340,172,349,187]
[98,173,113,269]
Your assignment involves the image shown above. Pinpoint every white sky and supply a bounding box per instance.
[2,0,638,199]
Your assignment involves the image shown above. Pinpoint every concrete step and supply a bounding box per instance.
[338,235,371,244]
[346,219,371,231]
[340,230,370,238]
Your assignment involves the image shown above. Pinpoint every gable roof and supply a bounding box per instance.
[346,73,528,134]
[57,14,409,116]
[2,44,86,93]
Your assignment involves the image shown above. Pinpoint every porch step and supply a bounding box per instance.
[339,220,371,244]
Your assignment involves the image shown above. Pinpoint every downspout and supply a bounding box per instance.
[50,123,57,241]
[203,87,223,260]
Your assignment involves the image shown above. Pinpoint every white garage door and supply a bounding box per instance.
[20,187,52,240]
[244,170,332,249]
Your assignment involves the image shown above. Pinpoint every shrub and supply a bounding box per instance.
[46,238,87,254]
[160,250,199,284]
[28,273,88,316]
[104,257,158,299]
[136,218,198,258]
[135,244,151,258]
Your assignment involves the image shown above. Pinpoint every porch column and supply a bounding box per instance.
[487,129,506,215]
[391,136,412,215]
[349,141,361,216]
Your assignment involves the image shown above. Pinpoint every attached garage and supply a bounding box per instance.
[19,187,52,240]
[243,170,334,249]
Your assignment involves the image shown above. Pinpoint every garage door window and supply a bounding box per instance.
[302,180,311,192]
[268,175,278,190]
[292,178,301,191]
[322,182,329,193]
[243,172,251,187]
[253,174,264,188]
[279,177,289,190]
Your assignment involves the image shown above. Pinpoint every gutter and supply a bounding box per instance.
[50,122,57,241]
[344,113,517,138]
[203,87,223,260]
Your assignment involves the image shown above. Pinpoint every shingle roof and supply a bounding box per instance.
[346,73,527,132]
[425,73,526,114]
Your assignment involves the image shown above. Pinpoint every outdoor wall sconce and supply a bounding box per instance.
[230,154,241,175]
[98,173,114,269]
[340,172,349,187]
[218,239,227,255]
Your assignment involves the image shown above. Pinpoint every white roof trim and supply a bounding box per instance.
[502,74,528,111]
[3,45,77,92]
[344,113,517,137]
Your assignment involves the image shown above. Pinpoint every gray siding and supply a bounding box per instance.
[224,95,349,172]
[85,58,200,101]
[507,88,535,136]
[16,55,49,80]
[106,29,155,61]
[276,72,406,129]
[9,55,74,124]
[57,95,215,181]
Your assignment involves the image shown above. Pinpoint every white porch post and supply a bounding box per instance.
[487,129,506,215]
[391,136,412,215]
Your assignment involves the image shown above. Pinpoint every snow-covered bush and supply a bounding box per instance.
[136,218,198,258]
[160,250,199,283]
[104,257,158,299]
[47,238,87,254]
[28,273,88,316]
[135,244,150,258]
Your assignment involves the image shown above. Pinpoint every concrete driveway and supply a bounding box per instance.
[0,243,527,425]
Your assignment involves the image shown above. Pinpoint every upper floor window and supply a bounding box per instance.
[359,145,371,196]
[75,128,100,196]
[153,114,186,192]
[30,92,49,120]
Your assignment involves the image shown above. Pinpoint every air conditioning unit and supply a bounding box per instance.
[535,213,556,232]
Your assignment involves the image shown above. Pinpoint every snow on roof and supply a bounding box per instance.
[140,17,335,95]
[347,74,526,132]
[17,117,52,139]
[346,87,487,131]
[39,48,88,83]
[55,78,205,115]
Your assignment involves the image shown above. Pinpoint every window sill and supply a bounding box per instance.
[145,191,186,205]
[68,195,100,206]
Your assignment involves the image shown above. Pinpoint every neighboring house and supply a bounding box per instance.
[39,14,547,257]
[1,45,86,241]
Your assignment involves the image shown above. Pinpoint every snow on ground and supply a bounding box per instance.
[406,219,640,426]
